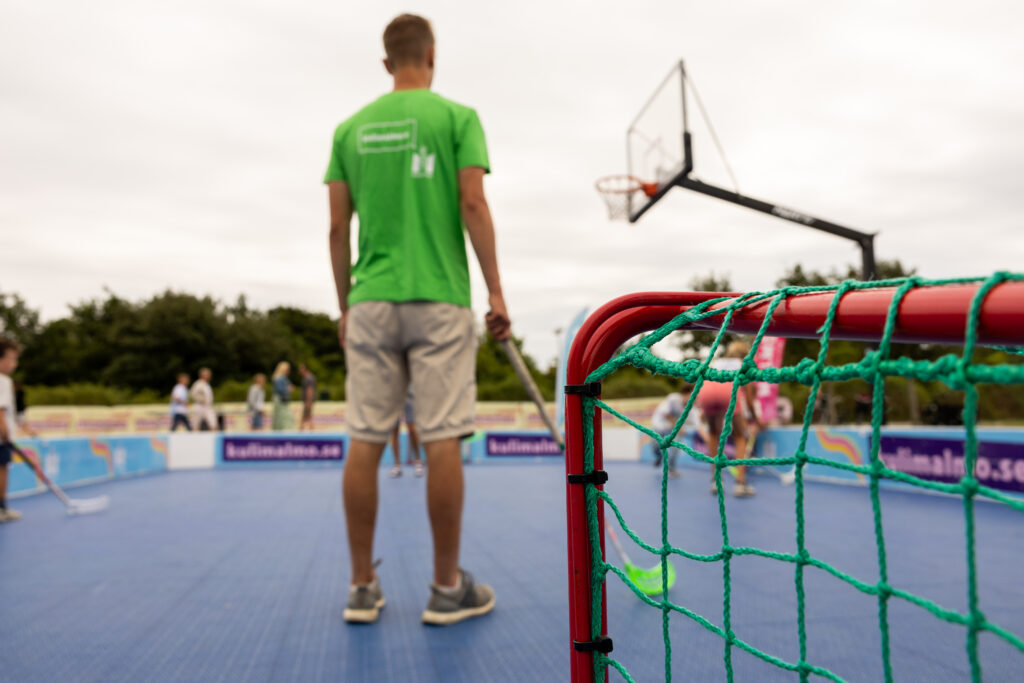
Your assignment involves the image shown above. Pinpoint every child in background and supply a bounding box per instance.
[170,373,191,431]
[247,374,267,430]
[0,338,24,522]
[651,383,708,478]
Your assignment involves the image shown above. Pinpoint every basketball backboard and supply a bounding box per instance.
[610,59,878,280]
[625,60,691,222]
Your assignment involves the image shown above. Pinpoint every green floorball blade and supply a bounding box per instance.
[624,559,677,596]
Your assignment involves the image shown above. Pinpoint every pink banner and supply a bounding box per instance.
[753,337,786,424]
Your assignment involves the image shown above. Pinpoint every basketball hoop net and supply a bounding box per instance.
[595,175,659,221]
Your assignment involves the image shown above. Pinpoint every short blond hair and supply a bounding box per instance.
[383,14,434,68]
[725,340,751,359]
[273,362,290,379]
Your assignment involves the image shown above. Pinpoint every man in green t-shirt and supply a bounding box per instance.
[325,13,510,626]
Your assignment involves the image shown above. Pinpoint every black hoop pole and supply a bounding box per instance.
[628,58,879,282]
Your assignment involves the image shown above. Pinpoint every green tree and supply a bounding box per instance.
[0,291,41,344]
[475,333,552,401]
[267,306,346,396]
[773,261,917,423]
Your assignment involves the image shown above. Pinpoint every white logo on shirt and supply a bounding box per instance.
[411,146,436,178]
[357,120,418,154]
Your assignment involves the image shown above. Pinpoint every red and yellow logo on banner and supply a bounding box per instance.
[814,427,865,480]
[89,438,113,474]
[149,437,169,464]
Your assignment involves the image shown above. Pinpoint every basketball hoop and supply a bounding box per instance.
[595,175,659,221]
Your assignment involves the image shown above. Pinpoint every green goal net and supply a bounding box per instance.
[569,273,1024,682]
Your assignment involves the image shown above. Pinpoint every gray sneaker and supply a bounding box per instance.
[343,575,386,623]
[421,569,495,626]
[0,508,21,523]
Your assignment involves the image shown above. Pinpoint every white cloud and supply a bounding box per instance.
[2,0,1022,368]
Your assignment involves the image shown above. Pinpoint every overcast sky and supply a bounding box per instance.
[2,0,1022,365]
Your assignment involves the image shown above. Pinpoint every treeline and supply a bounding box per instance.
[0,290,554,405]
[3,260,1021,424]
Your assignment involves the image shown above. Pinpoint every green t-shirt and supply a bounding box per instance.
[324,89,490,308]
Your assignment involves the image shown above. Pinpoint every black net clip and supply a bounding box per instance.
[573,636,614,654]
[567,470,608,486]
[564,381,601,397]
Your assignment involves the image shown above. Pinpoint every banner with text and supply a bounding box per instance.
[221,436,346,463]
[879,435,1024,494]
[485,433,562,457]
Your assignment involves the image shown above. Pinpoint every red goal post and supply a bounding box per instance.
[563,279,1024,682]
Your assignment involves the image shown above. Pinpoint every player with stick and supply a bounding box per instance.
[699,341,762,497]
[326,13,509,625]
[0,337,24,522]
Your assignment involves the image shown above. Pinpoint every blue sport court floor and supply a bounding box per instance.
[2,462,1022,682]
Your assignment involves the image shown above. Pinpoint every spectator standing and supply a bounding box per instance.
[246,374,267,430]
[190,368,217,431]
[271,362,293,431]
[299,365,318,432]
[170,373,191,431]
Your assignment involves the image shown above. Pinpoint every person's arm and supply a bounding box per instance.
[328,181,354,348]
[458,166,510,341]
[743,384,764,429]
[16,415,39,439]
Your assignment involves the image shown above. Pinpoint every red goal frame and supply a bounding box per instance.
[563,281,1024,682]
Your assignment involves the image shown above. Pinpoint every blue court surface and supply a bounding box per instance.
[2,462,1022,682]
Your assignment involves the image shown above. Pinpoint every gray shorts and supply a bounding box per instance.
[345,301,476,443]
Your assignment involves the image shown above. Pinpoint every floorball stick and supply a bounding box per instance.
[499,339,564,450]
[9,443,111,515]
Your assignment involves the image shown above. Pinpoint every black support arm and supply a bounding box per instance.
[630,167,877,281]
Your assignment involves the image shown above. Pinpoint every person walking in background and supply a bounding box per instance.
[299,364,317,432]
[326,13,510,626]
[271,362,293,431]
[170,373,191,431]
[0,337,25,522]
[246,373,267,430]
[698,341,763,498]
[388,392,424,478]
[190,367,217,431]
